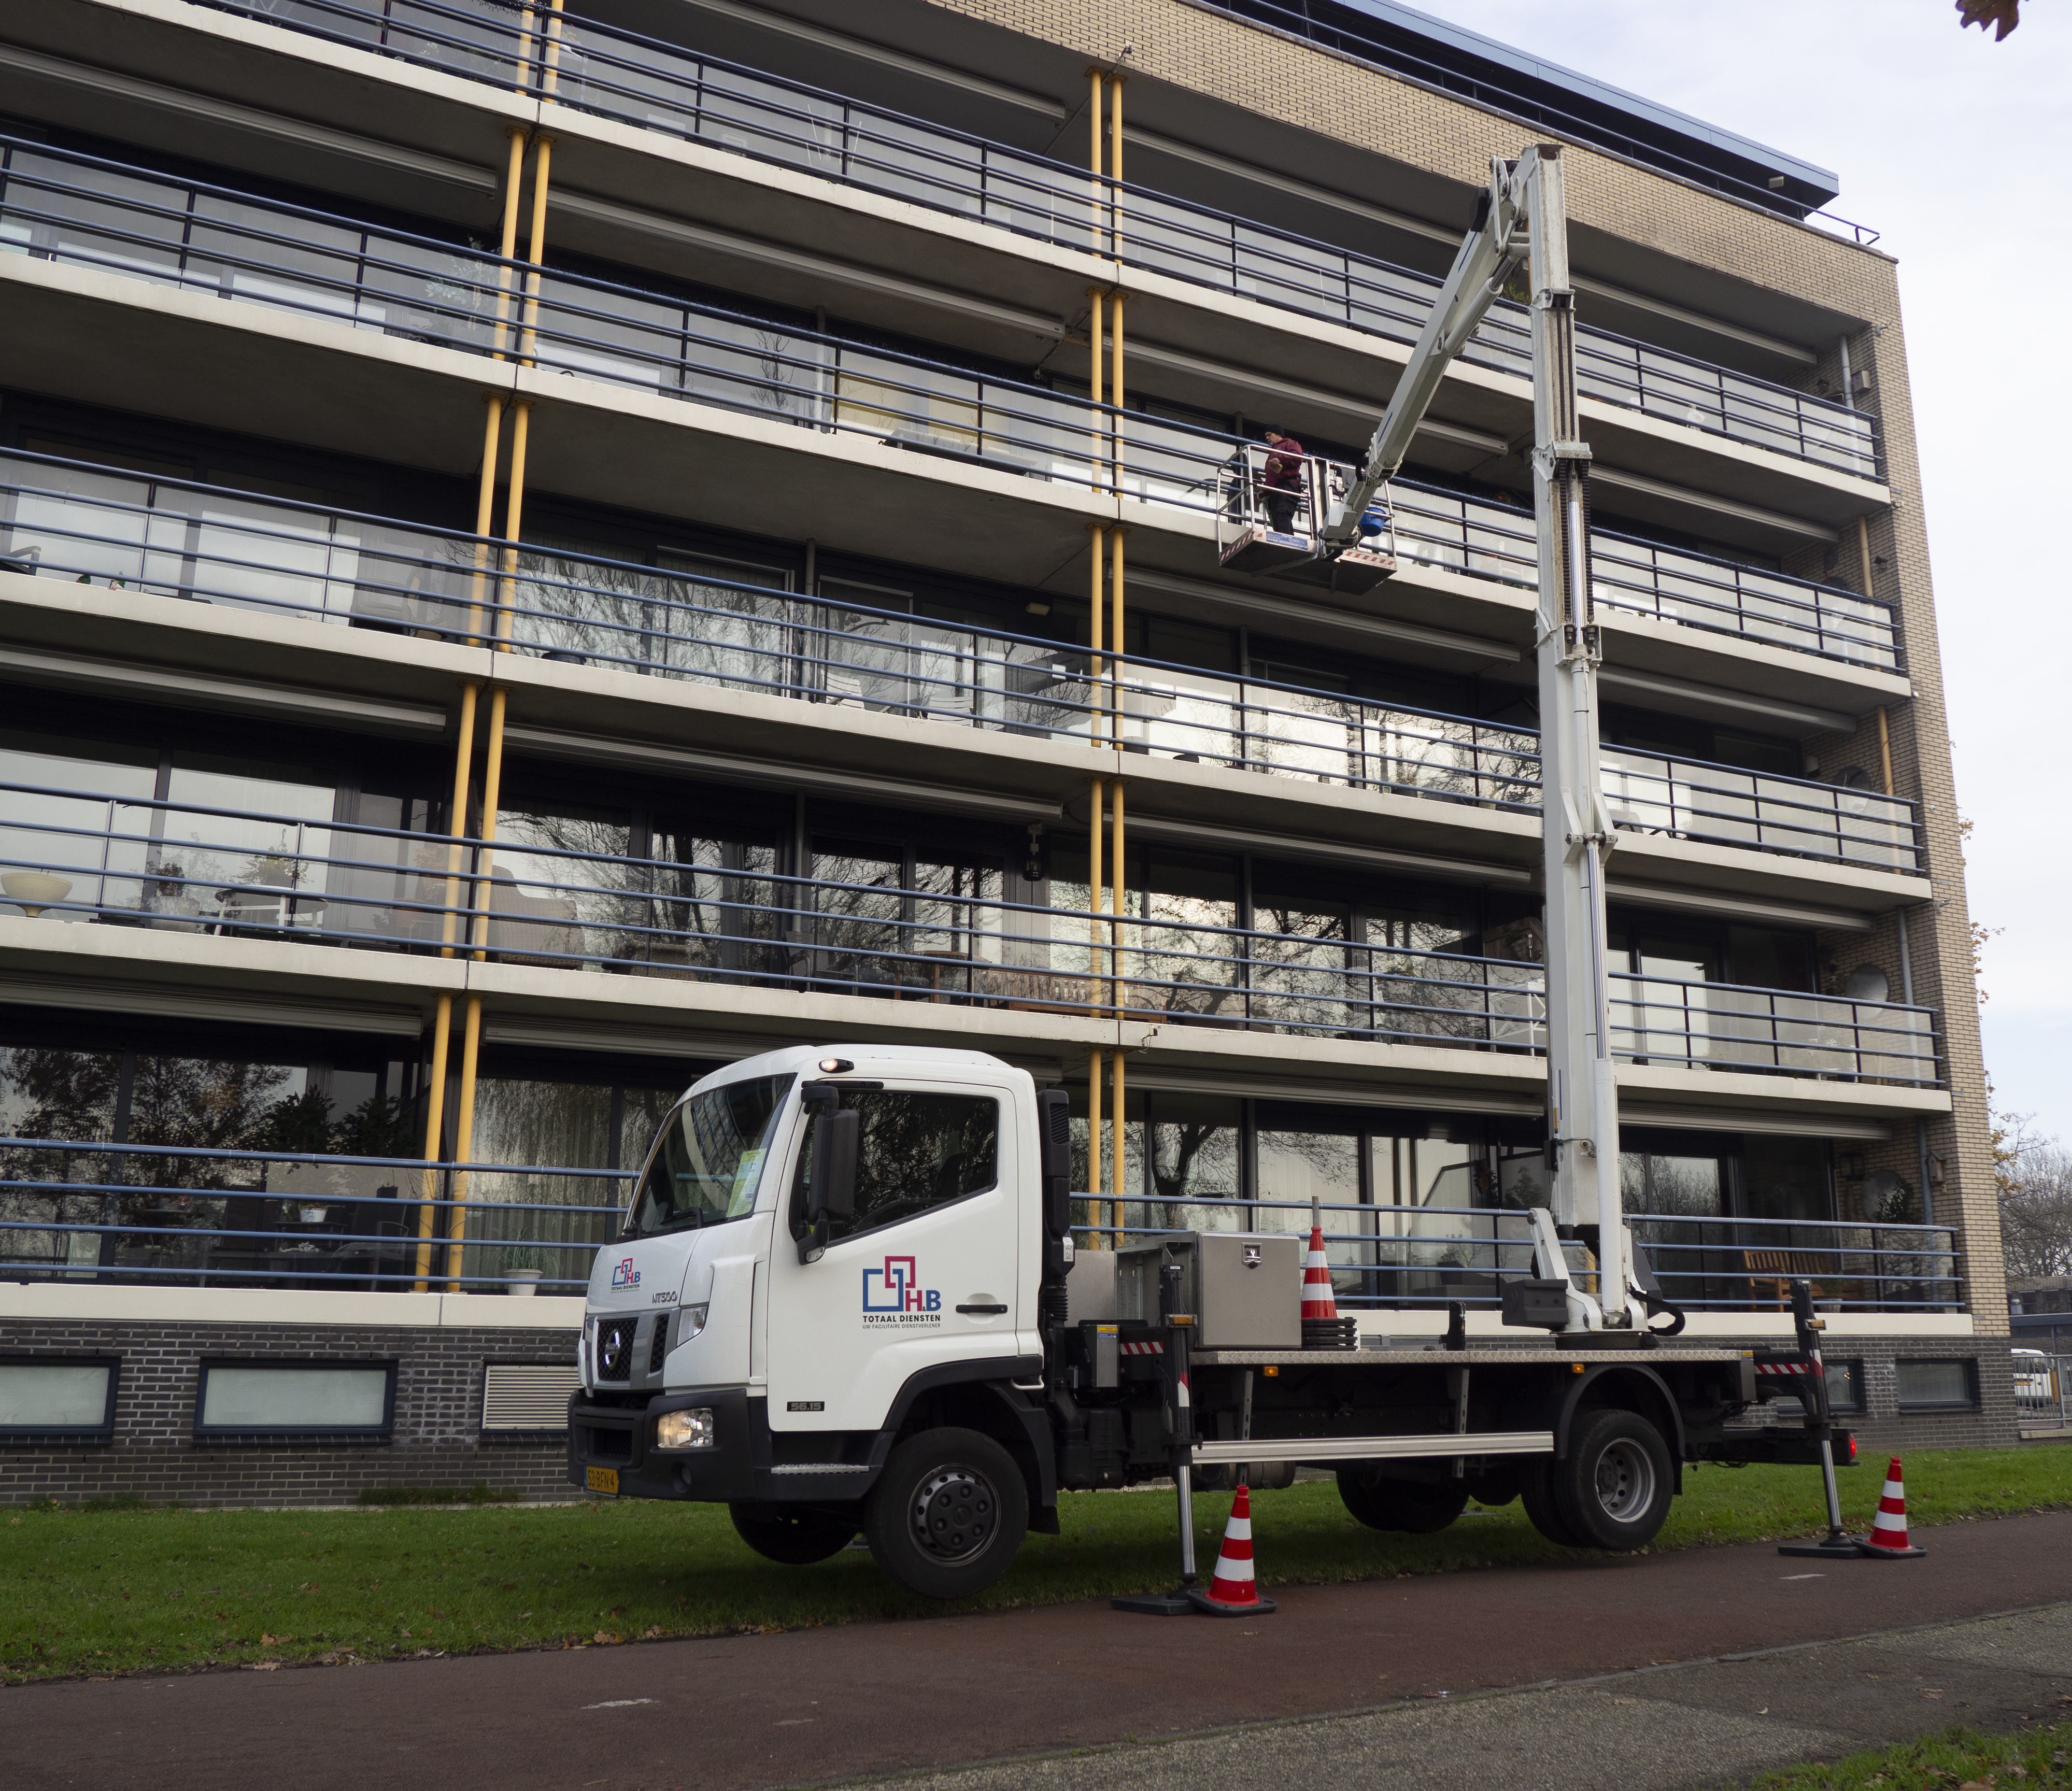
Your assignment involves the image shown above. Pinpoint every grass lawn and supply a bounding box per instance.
[1749,1721,2072,1788]
[4,1445,2067,1685]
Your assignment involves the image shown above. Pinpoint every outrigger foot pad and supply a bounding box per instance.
[1111,1589,1200,1616]
[1778,1536,1871,1559]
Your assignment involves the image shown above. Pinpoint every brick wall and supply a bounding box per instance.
[0,1320,577,1507]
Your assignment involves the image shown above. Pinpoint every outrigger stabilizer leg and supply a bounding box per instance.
[1777,1280,1866,1560]
[1113,1257,1205,1615]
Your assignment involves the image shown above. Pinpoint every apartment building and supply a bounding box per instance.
[0,0,2009,1503]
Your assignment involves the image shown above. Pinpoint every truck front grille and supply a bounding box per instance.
[596,1318,637,1381]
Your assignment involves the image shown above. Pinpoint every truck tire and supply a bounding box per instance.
[864,1427,1028,1600]
[1550,1409,1674,1551]
[729,1502,858,1565]
[1336,1468,1468,1534]
[1520,1458,1587,1547]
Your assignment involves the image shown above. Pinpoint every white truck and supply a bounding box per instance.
[566,1043,1841,1600]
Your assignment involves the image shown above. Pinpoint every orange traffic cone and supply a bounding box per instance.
[1857,1456,1926,1558]
[1301,1197,1355,1348]
[1187,1484,1278,1616]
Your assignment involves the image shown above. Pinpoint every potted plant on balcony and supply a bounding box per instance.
[502,1246,547,1296]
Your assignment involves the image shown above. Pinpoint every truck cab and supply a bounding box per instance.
[569,1044,1066,1597]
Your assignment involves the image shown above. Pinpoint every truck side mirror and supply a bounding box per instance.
[807,1108,859,1226]
[1036,1089,1071,1242]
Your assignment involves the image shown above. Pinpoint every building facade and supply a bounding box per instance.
[0,0,2010,1504]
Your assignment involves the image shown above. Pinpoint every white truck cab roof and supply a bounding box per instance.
[684,1044,1017,1099]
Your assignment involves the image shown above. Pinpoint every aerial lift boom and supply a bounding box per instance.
[1327,147,1641,1331]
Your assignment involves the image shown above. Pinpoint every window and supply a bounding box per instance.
[791,1088,1000,1246]
[1827,1359,1865,1413]
[1895,1359,1978,1410]
[0,1357,120,1439]
[193,1360,396,1439]
[630,1074,793,1239]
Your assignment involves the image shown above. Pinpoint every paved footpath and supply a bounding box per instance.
[6,1512,2071,1791]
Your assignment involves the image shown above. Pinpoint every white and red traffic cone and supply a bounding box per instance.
[1187,1484,1278,1616]
[1300,1197,1355,1348]
[1857,1456,1926,1558]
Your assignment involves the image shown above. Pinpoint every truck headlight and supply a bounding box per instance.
[654,1407,716,1451]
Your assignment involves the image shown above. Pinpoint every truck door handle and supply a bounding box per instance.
[956,1302,1008,1316]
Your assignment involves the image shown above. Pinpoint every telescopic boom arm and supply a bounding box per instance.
[1326,146,1647,1330]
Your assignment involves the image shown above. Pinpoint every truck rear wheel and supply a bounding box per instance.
[864,1427,1028,1600]
[1520,1459,1586,1547]
[729,1503,858,1565]
[1550,1409,1674,1551]
[1336,1468,1468,1533]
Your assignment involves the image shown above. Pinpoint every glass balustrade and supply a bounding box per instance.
[193,0,1881,480]
[0,450,1921,873]
[0,774,1939,1085]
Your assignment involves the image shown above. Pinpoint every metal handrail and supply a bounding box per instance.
[191,0,1882,478]
[0,451,1921,872]
[0,775,1942,1083]
[1,1143,1961,1311]
[0,134,1897,664]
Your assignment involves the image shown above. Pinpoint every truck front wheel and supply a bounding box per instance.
[864,1427,1029,1600]
[1550,1409,1674,1550]
[729,1502,858,1565]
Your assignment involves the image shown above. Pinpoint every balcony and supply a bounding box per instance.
[175,0,1881,482]
[0,775,1941,1086]
[0,1141,1961,1317]
[0,451,1923,878]
[0,137,1900,674]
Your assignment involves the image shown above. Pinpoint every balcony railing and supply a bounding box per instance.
[1226,445,1899,670]
[0,139,1899,667]
[0,776,1942,1084]
[1078,1197,1960,1315]
[0,1138,621,1294]
[193,0,1881,480]
[2,1143,1960,1314]
[0,452,1923,875]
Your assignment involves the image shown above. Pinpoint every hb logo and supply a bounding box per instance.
[611,1257,641,1289]
[862,1254,941,1313]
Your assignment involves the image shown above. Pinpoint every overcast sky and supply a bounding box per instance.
[1415,0,2072,1144]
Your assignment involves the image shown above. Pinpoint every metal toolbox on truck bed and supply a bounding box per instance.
[1108,1233,1302,1349]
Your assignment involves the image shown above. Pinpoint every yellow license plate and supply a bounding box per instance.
[585,1466,619,1496]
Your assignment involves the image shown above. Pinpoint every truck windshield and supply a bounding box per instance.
[628,1074,793,1238]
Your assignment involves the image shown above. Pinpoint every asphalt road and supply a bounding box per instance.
[7,1511,2072,1791]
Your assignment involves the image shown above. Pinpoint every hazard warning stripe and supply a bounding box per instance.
[1118,1341,1164,1356]
[1754,1360,1824,1376]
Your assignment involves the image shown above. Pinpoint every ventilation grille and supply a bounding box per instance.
[481,1362,580,1432]
[649,1313,671,1375]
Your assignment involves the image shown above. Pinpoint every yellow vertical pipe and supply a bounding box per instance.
[1086,68,1105,254]
[1109,290,1125,493]
[1089,772,1106,1019]
[1108,74,1125,262]
[467,396,506,645]
[1110,776,1126,1022]
[1876,705,1894,799]
[1087,521,1106,744]
[1109,526,1125,743]
[446,994,484,1290]
[1110,1048,1126,1248]
[470,688,511,960]
[495,401,532,648]
[541,0,566,99]
[413,990,454,1290]
[1856,514,1875,598]
[1085,288,1105,494]
[439,684,480,956]
[519,137,554,366]
[491,129,527,360]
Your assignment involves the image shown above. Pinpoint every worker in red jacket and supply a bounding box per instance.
[1259,428,1306,534]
